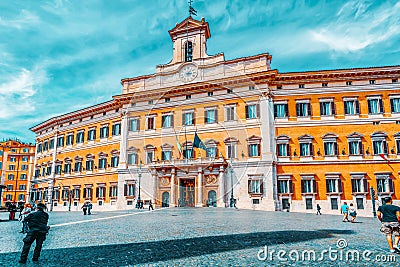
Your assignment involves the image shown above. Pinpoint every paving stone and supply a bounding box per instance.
[0,208,398,266]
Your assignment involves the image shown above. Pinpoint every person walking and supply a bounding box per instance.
[87,202,93,215]
[81,202,88,215]
[349,203,357,223]
[148,200,154,211]
[316,204,322,215]
[19,204,32,234]
[377,197,400,253]
[341,202,349,222]
[19,203,50,264]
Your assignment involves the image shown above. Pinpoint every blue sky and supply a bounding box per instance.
[0,0,399,142]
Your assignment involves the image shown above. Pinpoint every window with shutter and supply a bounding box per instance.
[379,99,384,114]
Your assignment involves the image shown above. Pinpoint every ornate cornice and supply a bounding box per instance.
[272,65,400,85]
[30,100,121,133]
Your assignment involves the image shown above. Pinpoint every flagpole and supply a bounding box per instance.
[185,124,188,162]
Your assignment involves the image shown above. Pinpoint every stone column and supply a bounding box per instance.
[116,172,126,210]
[196,167,203,207]
[259,92,275,160]
[119,110,129,169]
[218,165,225,207]
[152,170,158,206]
[170,168,176,207]
[260,90,279,211]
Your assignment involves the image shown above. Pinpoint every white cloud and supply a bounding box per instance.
[0,67,48,119]
[0,9,40,29]
[311,1,400,53]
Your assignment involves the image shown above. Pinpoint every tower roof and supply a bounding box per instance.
[168,16,211,40]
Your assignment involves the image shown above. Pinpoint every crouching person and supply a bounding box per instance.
[19,203,50,264]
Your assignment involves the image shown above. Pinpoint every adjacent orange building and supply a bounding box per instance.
[0,140,35,209]
[272,67,400,215]
[29,16,400,216]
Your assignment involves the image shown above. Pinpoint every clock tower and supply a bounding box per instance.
[167,16,212,65]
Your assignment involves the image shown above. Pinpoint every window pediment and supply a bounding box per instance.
[86,153,95,159]
[371,131,387,138]
[205,139,218,147]
[110,149,120,156]
[298,134,314,141]
[247,135,261,141]
[224,137,238,144]
[161,143,173,150]
[127,146,138,153]
[347,132,363,139]
[98,152,108,158]
[322,133,338,139]
[300,174,315,180]
[182,141,193,149]
[144,144,156,151]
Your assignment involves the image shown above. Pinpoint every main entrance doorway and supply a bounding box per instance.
[162,192,170,207]
[179,179,195,207]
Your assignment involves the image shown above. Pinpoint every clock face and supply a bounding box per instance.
[179,64,198,83]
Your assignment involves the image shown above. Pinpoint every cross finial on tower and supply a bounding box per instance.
[188,0,197,16]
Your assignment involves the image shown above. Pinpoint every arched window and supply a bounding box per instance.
[185,41,193,62]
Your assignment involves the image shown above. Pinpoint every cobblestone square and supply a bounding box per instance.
[0,208,398,266]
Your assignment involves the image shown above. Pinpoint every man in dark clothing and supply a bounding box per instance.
[19,203,49,264]
[377,197,400,253]
[87,202,93,215]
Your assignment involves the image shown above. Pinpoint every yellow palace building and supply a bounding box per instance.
[30,16,400,216]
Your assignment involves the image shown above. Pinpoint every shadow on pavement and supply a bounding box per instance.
[0,229,355,266]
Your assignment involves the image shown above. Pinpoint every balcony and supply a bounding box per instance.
[148,157,228,172]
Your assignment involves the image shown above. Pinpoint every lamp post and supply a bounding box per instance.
[229,156,235,208]
[370,186,377,218]
[137,160,142,209]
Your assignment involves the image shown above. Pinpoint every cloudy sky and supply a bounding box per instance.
[1,0,399,143]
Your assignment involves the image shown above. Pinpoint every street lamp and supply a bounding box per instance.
[370,186,377,218]
[229,156,235,208]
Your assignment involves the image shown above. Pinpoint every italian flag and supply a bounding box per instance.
[176,135,183,159]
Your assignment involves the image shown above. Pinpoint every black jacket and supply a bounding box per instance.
[24,210,49,233]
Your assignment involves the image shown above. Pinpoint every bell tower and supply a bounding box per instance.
[168,16,211,65]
